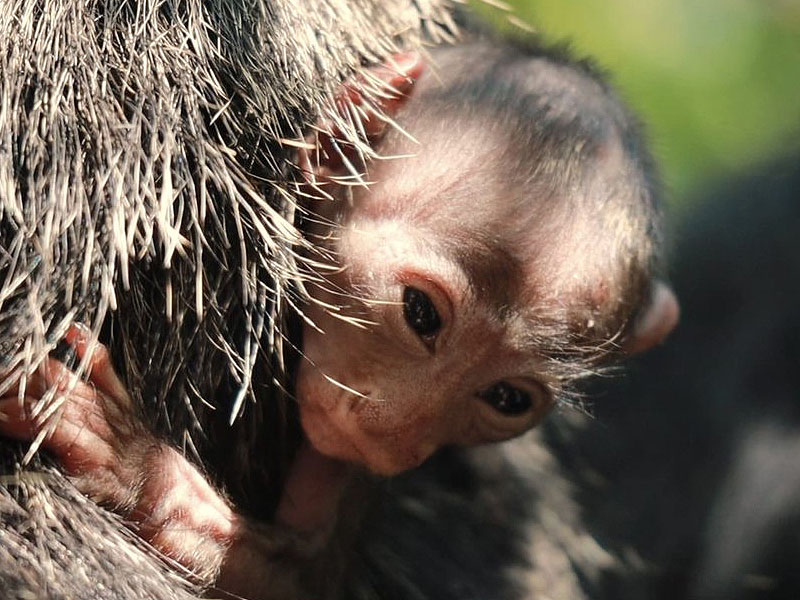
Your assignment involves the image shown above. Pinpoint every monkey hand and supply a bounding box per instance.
[0,325,351,598]
[0,324,152,504]
[0,324,238,583]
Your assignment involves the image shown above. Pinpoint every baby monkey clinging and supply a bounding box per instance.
[296,40,677,475]
[0,39,678,599]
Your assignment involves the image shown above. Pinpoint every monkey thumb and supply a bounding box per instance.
[624,280,679,354]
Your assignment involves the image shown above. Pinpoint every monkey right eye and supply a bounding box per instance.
[479,382,533,416]
[402,286,442,341]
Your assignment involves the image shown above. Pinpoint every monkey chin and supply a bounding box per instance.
[298,402,430,477]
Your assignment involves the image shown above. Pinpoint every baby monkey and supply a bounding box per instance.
[0,40,677,599]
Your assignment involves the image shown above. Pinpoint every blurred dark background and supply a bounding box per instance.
[475,2,800,598]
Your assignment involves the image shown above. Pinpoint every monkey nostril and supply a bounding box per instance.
[347,392,372,413]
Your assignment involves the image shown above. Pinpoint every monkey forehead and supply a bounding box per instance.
[369,116,511,211]
[423,55,617,132]
[357,142,636,315]
[336,217,471,298]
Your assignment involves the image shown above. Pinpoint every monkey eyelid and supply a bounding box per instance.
[473,381,546,440]
[395,269,456,326]
[400,286,451,355]
[478,377,550,415]
[401,286,441,354]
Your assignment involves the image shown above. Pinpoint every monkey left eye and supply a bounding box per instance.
[479,382,533,416]
[402,286,442,340]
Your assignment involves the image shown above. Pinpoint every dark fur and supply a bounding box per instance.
[343,431,601,600]
[566,155,800,600]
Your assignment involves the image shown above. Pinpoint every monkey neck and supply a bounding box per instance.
[276,440,354,533]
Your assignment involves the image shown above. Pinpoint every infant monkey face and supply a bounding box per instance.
[296,221,553,476]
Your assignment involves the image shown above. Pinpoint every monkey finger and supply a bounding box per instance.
[0,357,118,465]
[0,368,46,401]
[0,395,40,440]
[64,323,132,409]
[0,355,82,405]
[0,386,117,475]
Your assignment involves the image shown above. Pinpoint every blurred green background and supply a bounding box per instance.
[471,0,800,207]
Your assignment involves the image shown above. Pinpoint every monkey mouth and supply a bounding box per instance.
[299,401,425,475]
[299,402,368,465]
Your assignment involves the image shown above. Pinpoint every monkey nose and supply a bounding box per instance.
[347,392,370,413]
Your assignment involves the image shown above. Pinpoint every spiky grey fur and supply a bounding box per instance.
[0,0,458,596]
[0,0,457,433]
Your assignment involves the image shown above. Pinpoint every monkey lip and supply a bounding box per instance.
[299,402,425,475]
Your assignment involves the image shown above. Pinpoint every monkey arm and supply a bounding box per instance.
[0,325,349,599]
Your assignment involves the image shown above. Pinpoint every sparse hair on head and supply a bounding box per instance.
[374,38,663,384]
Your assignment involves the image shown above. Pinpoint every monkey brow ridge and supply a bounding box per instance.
[443,232,523,315]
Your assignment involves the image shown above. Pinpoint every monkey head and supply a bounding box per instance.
[296,49,679,476]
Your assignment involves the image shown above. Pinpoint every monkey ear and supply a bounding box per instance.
[349,52,425,138]
[623,280,680,354]
[298,52,425,178]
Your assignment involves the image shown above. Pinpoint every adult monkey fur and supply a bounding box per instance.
[0,0,460,597]
[1,36,678,599]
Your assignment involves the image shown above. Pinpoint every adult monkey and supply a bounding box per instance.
[0,0,457,597]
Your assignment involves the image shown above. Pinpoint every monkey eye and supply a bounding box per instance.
[402,286,442,340]
[479,382,533,416]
